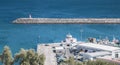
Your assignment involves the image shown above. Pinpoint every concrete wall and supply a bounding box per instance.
[13,18,120,24]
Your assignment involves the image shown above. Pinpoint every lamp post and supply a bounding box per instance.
[99,36,101,40]
[80,29,83,41]
[38,36,40,43]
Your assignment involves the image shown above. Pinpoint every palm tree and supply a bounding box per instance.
[0,46,13,65]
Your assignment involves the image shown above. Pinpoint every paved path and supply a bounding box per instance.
[37,44,57,65]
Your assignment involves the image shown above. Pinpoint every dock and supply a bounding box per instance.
[36,34,120,65]
[37,42,120,65]
[13,18,120,24]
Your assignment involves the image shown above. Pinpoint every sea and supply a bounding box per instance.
[0,0,120,54]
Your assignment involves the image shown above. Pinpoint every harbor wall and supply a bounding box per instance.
[13,18,120,24]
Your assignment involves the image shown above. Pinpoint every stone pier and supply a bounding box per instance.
[13,18,120,24]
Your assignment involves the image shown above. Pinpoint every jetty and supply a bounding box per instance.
[13,18,120,24]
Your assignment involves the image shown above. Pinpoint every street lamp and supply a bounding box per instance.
[99,36,101,40]
[80,29,83,41]
[38,36,40,43]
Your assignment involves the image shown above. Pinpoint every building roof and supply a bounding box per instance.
[83,51,111,57]
[54,47,64,50]
[79,43,120,51]
[66,34,72,38]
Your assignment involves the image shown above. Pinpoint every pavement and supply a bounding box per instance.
[37,44,57,65]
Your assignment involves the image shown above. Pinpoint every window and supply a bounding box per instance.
[115,53,119,58]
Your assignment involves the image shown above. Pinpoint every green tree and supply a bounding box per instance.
[14,48,45,65]
[60,57,82,65]
[14,48,29,65]
[60,57,118,65]
[85,60,118,65]
[0,46,13,65]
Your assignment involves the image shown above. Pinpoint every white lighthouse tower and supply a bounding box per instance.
[29,14,32,18]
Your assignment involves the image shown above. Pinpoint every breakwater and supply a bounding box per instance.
[13,18,120,24]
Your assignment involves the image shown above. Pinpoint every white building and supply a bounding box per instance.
[53,46,65,53]
[61,34,78,48]
[78,43,120,60]
[62,33,77,44]
[83,51,111,60]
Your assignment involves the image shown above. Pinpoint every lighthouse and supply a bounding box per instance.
[29,14,32,18]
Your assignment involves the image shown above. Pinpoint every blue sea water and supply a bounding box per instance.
[0,0,120,54]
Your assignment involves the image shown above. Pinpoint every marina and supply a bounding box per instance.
[37,34,120,65]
